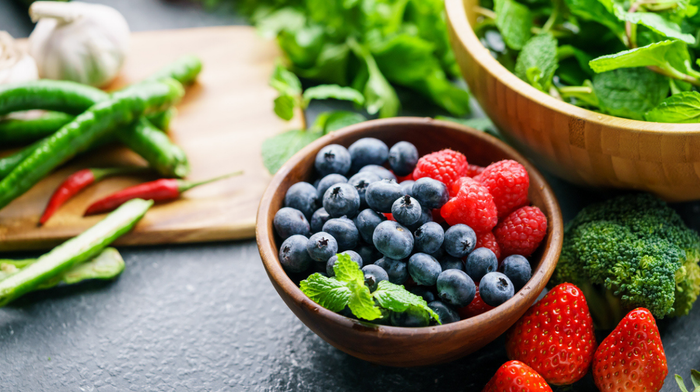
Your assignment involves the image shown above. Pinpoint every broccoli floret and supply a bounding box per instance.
[550,193,700,329]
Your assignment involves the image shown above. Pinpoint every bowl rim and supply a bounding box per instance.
[256,117,564,338]
[445,0,700,134]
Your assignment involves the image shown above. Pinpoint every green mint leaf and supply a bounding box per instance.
[373,280,441,324]
[623,12,696,44]
[558,45,594,75]
[322,111,366,133]
[515,34,558,92]
[562,0,624,34]
[292,43,350,86]
[300,273,351,312]
[255,7,306,39]
[371,34,438,85]
[278,25,326,69]
[333,253,364,283]
[644,91,700,123]
[261,129,323,173]
[302,85,365,106]
[347,280,382,320]
[494,0,533,50]
[692,369,700,388]
[592,68,669,120]
[269,61,302,96]
[436,116,502,139]
[273,95,296,121]
[348,39,400,118]
[403,70,471,116]
[589,40,688,73]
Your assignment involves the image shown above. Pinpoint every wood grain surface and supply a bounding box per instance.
[256,118,563,367]
[0,26,303,251]
[446,0,700,202]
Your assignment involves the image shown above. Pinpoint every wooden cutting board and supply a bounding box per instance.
[0,26,303,252]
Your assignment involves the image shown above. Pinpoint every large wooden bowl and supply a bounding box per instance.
[256,118,563,367]
[446,0,700,202]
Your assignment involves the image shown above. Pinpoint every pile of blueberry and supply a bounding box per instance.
[274,137,534,327]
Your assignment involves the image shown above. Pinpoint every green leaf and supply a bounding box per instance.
[321,111,367,133]
[347,280,382,320]
[278,25,326,69]
[261,128,323,174]
[292,43,350,86]
[644,91,700,123]
[678,374,691,392]
[403,70,471,116]
[691,369,700,388]
[273,95,296,121]
[348,39,400,118]
[515,34,558,92]
[494,0,533,50]
[371,34,437,85]
[269,61,302,96]
[373,280,441,324]
[623,12,696,44]
[592,67,669,120]
[589,40,689,73]
[562,0,625,34]
[333,253,364,283]
[300,273,351,312]
[302,85,365,106]
[256,7,306,39]
[558,45,594,75]
[436,116,502,139]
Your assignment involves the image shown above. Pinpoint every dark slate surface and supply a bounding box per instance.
[1,1,699,390]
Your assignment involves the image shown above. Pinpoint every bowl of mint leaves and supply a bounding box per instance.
[446,0,700,201]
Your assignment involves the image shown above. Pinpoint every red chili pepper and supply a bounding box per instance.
[39,167,147,226]
[84,171,243,216]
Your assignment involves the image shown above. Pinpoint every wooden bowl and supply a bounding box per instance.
[256,118,563,367]
[445,0,700,202]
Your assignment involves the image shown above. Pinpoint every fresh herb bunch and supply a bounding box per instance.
[476,0,700,122]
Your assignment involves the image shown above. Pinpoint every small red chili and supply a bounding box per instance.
[84,170,243,216]
[39,167,147,226]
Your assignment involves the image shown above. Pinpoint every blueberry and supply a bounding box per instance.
[306,232,338,262]
[323,183,360,218]
[406,208,434,231]
[439,255,464,272]
[408,253,442,286]
[326,250,363,276]
[465,247,498,282]
[400,180,415,197]
[315,144,351,176]
[354,209,387,244]
[409,286,436,303]
[362,264,389,291]
[429,246,445,260]
[373,221,414,260]
[413,222,444,254]
[279,235,312,273]
[479,272,515,307]
[412,177,449,210]
[355,242,382,265]
[348,171,382,208]
[310,207,331,233]
[322,217,359,251]
[349,137,389,172]
[390,307,429,327]
[273,207,311,240]
[500,255,532,292]
[388,141,419,176]
[365,179,403,213]
[375,257,408,284]
[437,269,476,307]
[391,195,422,227]
[428,300,460,324]
[359,165,397,182]
[284,182,318,220]
[316,174,348,199]
[443,224,477,258]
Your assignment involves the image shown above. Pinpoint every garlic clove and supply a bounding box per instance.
[0,31,39,86]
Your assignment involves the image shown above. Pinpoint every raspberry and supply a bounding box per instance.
[440,177,498,234]
[457,284,494,319]
[384,213,395,221]
[449,177,467,197]
[494,206,547,258]
[395,172,414,183]
[476,231,501,260]
[412,149,468,187]
[479,160,530,219]
[466,164,485,177]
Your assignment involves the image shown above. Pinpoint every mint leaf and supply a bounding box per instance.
[515,34,558,92]
[404,70,471,116]
[558,45,594,75]
[494,0,533,50]
[292,43,350,86]
[333,253,364,283]
[347,280,382,320]
[563,0,624,34]
[436,116,501,139]
[270,61,302,96]
[589,40,688,73]
[644,91,700,123]
[278,25,326,69]
[255,8,306,39]
[273,95,296,121]
[373,280,441,324]
[592,68,669,120]
[302,85,365,106]
[261,129,323,173]
[322,111,366,133]
[348,39,400,118]
[623,13,696,44]
[300,273,351,312]
[371,34,438,85]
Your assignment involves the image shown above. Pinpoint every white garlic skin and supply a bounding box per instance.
[28,1,130,87]
[0,31,39,85]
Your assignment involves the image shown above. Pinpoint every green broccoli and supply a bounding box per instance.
[549,193,700,329]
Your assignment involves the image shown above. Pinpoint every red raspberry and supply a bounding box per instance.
[466,164,485,177]
[384,213,395,221]
[476,231,501,260]
[395,172,413,182]
[412,149,468,186]
[440,177,498,234]
[449,177,467,197]
[431,208,444,224]
[479,160,530,219]
[494,206,547,258]
[457,284,494,319]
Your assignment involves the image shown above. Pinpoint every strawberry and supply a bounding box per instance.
[592,308,668,392]
[483,360,552,392]
[506,283,596,385]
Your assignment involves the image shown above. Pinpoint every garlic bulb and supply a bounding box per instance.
[28,1,130,87]
[0,31,39,85]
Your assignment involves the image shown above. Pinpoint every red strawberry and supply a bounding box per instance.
[476,231,501,261]
[412,149,468,187]
[506,283,596,385]
[479,160,530,219]
[458,284,494,319]
[592,308,668,392]
[483,360,552,392]
[494,206,547,258]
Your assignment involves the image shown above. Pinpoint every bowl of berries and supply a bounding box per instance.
[256,117,563,367]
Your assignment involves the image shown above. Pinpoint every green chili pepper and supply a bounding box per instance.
[0,199,152,306]
[145,107,176,132]
[0,139,44,178]
[0,79,184,210]
[0,80,109,116]
[118,118,189,178]
[145,55,203,85]
[0,111,75,144]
